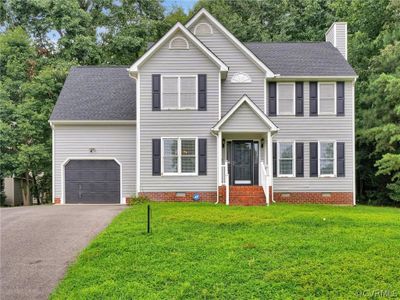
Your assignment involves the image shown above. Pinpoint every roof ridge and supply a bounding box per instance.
[74,65,130,69]
[244,41,328,44]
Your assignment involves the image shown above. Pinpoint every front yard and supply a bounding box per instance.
[51,203,400,299]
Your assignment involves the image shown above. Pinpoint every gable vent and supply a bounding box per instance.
[169,36,189,50]
[231,72,252,83]
[194,23,213,36]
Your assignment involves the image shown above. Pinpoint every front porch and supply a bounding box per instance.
[211,95,279,206]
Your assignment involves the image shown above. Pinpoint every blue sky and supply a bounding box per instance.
[163,0,197,13]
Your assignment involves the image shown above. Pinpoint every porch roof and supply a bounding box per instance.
[211,95,279,134]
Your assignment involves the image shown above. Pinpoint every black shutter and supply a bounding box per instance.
[337,142,345,177]
[152,74,161,111]
[273,142,277,177]
[198,74,207,111]
[310,142,318,177]
[152,139,161,175]
[295,82,304,116]
[296,142,304,177]
[310,82,318,116]
[198,139,207,175]
[269,82,277,116]
[337,81,345,116]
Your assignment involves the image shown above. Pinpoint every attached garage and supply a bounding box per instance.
[64,159,121,204]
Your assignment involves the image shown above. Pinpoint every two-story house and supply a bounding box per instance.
[50,9,357,205]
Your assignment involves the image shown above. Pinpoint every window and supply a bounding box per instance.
[169,36,189,49]
[319,142,336,176]
[162,138,197,175]
[277,83,295,115]
[319,82,336,114]
[278,142,294,176]
[162,76,197,109]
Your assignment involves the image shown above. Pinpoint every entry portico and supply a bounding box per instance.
[211,95,279,205]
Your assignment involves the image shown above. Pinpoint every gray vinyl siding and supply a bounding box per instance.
[189,17,265,115]
[221,102,267,131]
[268,81,354,192]
[53,125,136,199]
[139,32,219,192]
[335,23,347,59]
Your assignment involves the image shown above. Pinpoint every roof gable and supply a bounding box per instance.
[212,95,279,133]
[186,9,275,78]
[128,22,228,77]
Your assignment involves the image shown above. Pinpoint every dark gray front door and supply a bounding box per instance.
[232,141,253,185]
[65,160,120,204]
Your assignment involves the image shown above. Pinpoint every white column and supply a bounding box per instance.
[267,131,273,202]
[217,131,222,186]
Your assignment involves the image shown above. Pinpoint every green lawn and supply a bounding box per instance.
[51,203,400,299]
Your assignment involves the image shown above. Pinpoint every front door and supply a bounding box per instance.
[232,141,253,185]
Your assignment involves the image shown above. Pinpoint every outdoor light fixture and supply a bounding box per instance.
[89,148,96,153]
[261,139,264,148]
[222,139,225,148]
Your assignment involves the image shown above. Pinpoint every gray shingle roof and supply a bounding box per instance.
[245,42,357,76]
[50,66,136,120]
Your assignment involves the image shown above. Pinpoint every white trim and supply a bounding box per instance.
[352,80,356,205]
[267,131,274,202]
[52,126,55,203]
[333,23,337,47]
[136,74,140,196]
[276,82,295,115]
[231,72,252,83]
[161,75,198,110]
[194,22,213,35]
[318,141,337,178]
[168,36,189,49]
[217,132,222,185]
[318,82,337,115]
[61,157,123,204]
[212,95,279,133]
[218,72,221,119]
[186,8,274,77]
[277,141,295,177]
[128,22,228,74]
[274,75,358,80]
[49,120,136,126]
[161,137,198,176]
[344,23,348,60]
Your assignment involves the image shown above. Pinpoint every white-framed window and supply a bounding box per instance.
[162,137,197,175]
[277,82,295,115]
[319,141,336,177]
[278,142,295,177]
[161,75,197,110]
[194,22,213,35]
[169,36,189,49]
[318,82,336,115]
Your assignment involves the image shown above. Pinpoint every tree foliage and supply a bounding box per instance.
[1,0,399,205]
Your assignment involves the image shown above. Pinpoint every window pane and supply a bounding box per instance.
[279,143,293,159]
[181,139,195,156]
[164,139,178,155]
[320,142,334,159]
[320,159,334,175]
[181,157,195,173]
[180,77,196,108]
[163,77,178,108]
[164,157,178,173]
[279,160,293,175]
[319,83,335,114]
[278,84,294,115]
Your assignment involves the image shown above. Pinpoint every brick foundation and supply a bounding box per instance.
[273,192,353,205]
[54,197,61,204]
[139,191,217,202]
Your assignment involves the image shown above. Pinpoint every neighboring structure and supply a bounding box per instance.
[1,177,24,206]
[50,9,357,206]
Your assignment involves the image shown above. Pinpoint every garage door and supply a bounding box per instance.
[65,160,120,204]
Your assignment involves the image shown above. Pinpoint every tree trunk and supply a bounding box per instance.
[32,173,41,205]
[22,173,31,206]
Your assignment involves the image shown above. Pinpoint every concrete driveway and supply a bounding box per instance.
[0,205,125,300]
